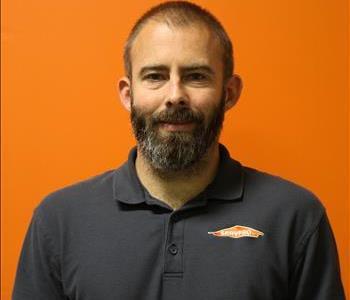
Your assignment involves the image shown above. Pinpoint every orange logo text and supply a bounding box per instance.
[208,225,264,239]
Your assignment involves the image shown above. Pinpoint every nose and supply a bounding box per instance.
[165,77,189,108]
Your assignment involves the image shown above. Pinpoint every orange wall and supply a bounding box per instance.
[1,0,349,298]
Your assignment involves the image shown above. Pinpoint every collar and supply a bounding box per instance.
[113,144,244,205]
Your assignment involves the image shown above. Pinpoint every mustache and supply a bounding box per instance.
[152,107,204,124]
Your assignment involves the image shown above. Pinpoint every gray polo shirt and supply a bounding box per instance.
[13,145,345,299]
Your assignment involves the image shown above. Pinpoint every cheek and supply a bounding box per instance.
[189,89,223,112]
[188,86,222,103]
[131,86,164,112]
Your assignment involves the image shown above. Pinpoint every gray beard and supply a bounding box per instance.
[130,93,226,176]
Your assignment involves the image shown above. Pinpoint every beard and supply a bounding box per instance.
[130,91,226,174]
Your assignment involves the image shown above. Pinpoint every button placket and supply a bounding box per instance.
[164,213,184,275]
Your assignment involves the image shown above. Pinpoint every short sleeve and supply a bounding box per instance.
[12,207,66,300]
[288,212,345,299]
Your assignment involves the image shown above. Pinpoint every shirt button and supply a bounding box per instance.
[168,244,178,255]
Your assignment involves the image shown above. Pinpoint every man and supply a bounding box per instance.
[13,1,345,299]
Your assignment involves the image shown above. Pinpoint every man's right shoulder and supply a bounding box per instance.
[35,167,119,215]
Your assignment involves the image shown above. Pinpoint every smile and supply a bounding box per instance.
[159,122,195,132]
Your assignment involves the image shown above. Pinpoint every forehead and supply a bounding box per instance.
[130,21,224,75]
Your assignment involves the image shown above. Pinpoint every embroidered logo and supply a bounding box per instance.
[208,225,264,239]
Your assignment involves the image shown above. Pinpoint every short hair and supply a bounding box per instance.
[123,1,234,82]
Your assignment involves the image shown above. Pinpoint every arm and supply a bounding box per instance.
[288,212,345,299]
[12,207,66,300]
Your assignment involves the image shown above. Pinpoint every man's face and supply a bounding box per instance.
[126,21,229,172]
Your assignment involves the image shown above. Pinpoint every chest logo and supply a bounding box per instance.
[208,225,264,239]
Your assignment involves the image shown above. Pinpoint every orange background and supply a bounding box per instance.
[1,0,349,298]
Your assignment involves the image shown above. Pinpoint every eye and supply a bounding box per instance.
[143,73,166,82]
[185,72,208,82]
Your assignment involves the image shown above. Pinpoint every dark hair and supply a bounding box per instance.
[123,1,234,82]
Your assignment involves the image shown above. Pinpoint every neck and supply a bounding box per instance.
[135,143,220,210]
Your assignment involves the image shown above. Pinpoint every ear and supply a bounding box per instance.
[223,74,243,112]
[118,76,132,112]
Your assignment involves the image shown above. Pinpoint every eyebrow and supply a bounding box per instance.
[138,64,215,78]
[138,65,169,78]
[180,64,215,75]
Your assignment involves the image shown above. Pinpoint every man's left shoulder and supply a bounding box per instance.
[240,164,325,223]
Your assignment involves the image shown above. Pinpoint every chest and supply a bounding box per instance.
[59,205,290,300]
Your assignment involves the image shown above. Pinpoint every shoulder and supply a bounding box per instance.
[242,165,324,215]
[34,168,117,221]
[239,165,325,244]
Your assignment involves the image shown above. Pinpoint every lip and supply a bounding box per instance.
[159,122,195,132]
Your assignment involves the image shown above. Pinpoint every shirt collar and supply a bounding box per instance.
[113,144,244,205]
